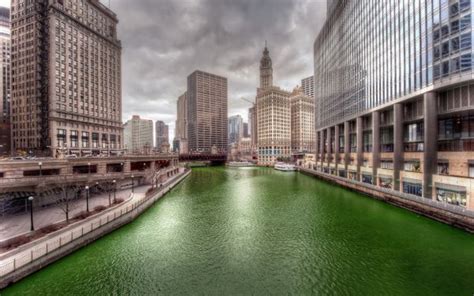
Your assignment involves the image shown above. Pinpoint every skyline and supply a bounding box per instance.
[0,0,326,140]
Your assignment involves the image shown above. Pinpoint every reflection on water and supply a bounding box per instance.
[4,167,474,295]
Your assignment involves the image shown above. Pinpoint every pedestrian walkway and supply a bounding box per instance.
[0,188,133,241]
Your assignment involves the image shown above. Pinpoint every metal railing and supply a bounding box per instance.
[299,167,474,219]
[0,169,190,279]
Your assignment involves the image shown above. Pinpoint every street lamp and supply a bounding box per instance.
[143,162,146,171]
[85,186,90,212]
[112,179,117,203]
[131,175,134,193]
[28,196,35,231]
[38,162,43,177]
[88,162,91,175]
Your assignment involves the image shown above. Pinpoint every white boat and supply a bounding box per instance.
[274,162,296,171]
[227,161,255,167]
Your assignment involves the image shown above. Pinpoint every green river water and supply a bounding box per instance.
[2,167,474,295]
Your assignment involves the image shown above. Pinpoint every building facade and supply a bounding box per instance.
[249,106,257,148]
[243,122,249,138]
[290,87,315,153]
[187,70,228,154]
[228,115,243,145]
[174,92,187,153]
[155,120,169,151]
[255,45,291,165]
[0,7,10,156]
[314,0,474,210]
[123,115,153,153]
[11,0,122,157]
[301,76,315,99]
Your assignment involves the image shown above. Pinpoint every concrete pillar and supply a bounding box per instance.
[326,127,332,166]
[315,130,319,160]
[123,161,131,174]
[356,117,363,180]
[319,130,325,169]
[423,92,438,199]
[334,124,340,171]
[372,111,380,181]
[393,103,404,191]
[344,121,350,170]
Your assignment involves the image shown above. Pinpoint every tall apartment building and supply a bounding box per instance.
[290,87,315,153]
[174,92,188,153]
[314,0,474,210]
[301,76,314,99]
[243,122,249,138]
[0,7,10,156]
[123,115,153,153]
[255,45,291,165]
[187,70,228,154]
[228,115,243,144]
[10,0,122,157]
[155,120,169,150]
[249,106,257,148]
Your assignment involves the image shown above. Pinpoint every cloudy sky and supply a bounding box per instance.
[2,0,327,140]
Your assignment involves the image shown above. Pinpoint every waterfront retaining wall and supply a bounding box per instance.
[299,168,474,233]
[0,169,191,289]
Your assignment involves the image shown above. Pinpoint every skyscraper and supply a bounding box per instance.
[0,7,10,156]
[249,106,257,148]
[243,122,249,138]
[174,92,188,153]
[290,87,315,153]
[187,70,228,154]
[155,121,169,150]
[255,45,291,165]
[314,0,474,210]
[11,0,122,157]
[301,76,315,99]
[123,115,153,153]
[228,115,243,144]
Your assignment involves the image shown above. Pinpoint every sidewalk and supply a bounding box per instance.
[0,188,134,241]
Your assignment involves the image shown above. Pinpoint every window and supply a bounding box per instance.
[442,61,450,76]
[441,25,449,37]
[460,0,470,11]
[451,37,459,52]
[460,54,472,70]
[437,161,449,175]
[451,57,460,72]
[469,163,474,177]
[451,20,459,34]
[436,187,467,207]
[403,182,423,197]
[460,14,471,31]
[460,33,471,49]
[380,160,394,170]
[450,3,459,16]
[442,41,450,56]
[404,161,421,172]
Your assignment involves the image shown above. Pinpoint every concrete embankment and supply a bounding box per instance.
[299,168,474,233]
[0,169,191,289]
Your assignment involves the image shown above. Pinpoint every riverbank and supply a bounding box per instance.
[0,168,191,289]
[299,167,474,233]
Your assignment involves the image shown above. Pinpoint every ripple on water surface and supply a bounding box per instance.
[3,167,474,295]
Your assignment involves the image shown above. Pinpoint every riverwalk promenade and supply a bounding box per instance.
[0,189,132,241]
[0,168,191,288]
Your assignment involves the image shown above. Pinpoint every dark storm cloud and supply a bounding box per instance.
[105,0,326,138]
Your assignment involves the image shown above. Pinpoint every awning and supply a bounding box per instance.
[435,183,467,192]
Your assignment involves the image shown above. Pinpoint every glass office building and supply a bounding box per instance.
[313,0,474,210]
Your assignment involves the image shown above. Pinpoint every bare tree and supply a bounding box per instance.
[53,178,81,223]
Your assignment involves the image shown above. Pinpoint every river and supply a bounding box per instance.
[3,167,474,295]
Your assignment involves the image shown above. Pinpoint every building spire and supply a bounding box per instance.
[260,43,273,90]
